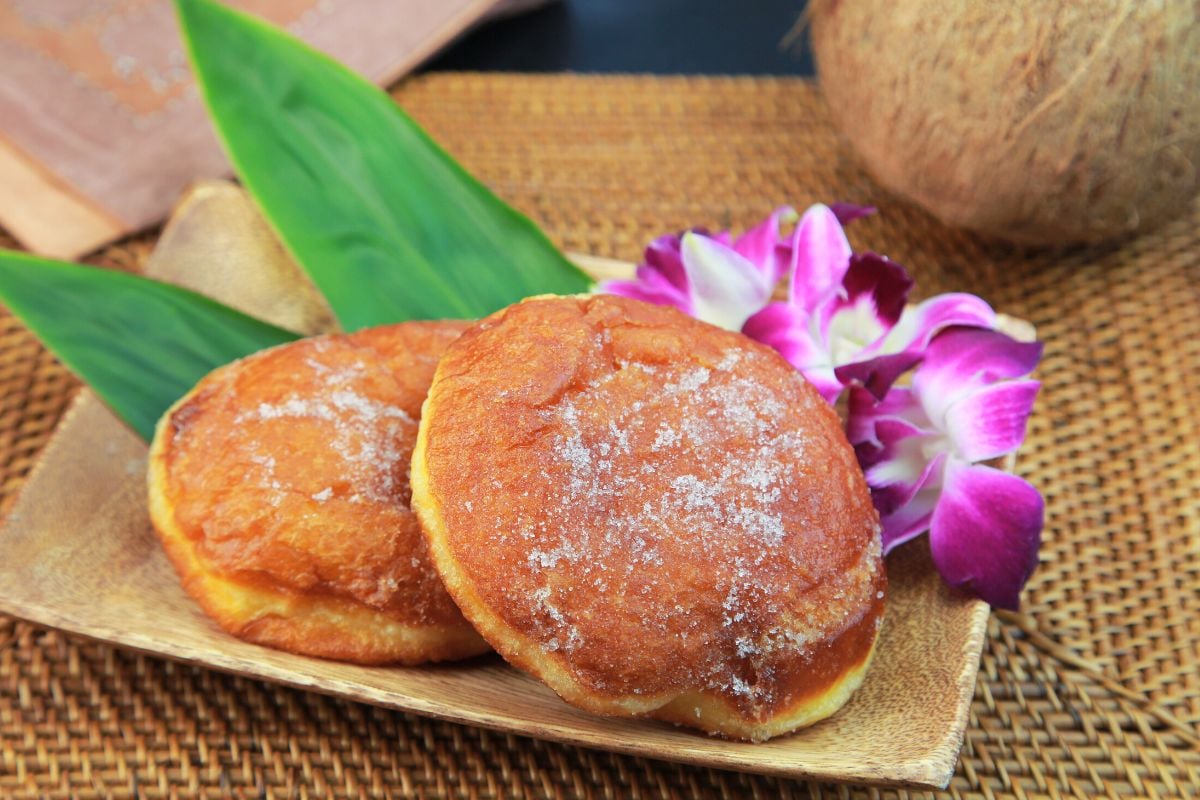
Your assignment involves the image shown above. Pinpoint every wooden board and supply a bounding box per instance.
[0,181,995,789]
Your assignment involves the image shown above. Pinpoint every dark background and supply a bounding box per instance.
[425,0,815,75]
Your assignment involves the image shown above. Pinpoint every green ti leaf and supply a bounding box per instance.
[175,0,592,331]
[0,251,299,440]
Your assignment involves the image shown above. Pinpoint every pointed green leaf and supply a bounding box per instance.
[175,0,592,331]
[0,251,300,440]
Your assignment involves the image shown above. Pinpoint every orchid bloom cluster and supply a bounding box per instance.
[601,205,1043,610]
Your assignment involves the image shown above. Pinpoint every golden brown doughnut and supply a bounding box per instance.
[412,295,885,740]
[148,321,488,665]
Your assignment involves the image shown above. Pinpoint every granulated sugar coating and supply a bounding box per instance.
[149,321,489,665]
[413,295,886,740]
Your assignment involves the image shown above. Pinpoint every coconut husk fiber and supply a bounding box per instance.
[1,73,1198,798]
[810,0,1200,246]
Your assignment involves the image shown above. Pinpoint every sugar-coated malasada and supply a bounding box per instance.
[148,321,488,665]
[412,295,885,741]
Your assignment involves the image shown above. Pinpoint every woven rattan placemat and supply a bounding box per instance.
[2,74,1198,799]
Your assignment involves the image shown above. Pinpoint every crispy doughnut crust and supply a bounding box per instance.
[413,295,885,741]
[148,321,488,665]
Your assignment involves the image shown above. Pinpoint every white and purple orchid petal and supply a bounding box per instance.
[641,233,690,293]
[741,301,804,347]
[929,460,1043,610]
[944,379,1040,462]
[864,431,944,515]
[599,271,695,315]
[640,261,695,304]
[741,301,836,397]
[817,253,912,348]
[809,253,916,393]
[880,484,939,554]
[833,290,993,400]
[860,419,927,480]
[836,351,923,401]
[915,328,1043,427]
[829,202,878,225]
[801,367,844,404]
[787,204,853,310]
[846,386,942,515]
[847,386,949,545]
[846,385,930,446]
[857,422,941,518]
[876,292,997,358]
[733,206,797,286]
[742,302,844,402]
[838,253,913,327]
[679,231,775,331]
[706,229,734,247]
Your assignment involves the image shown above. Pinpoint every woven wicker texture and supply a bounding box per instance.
[1,74,1198,798]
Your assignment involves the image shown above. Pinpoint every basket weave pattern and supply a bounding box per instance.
[1,74,1197,798]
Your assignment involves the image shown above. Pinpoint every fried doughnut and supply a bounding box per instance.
[412,295,885,741]
[148,322,489,665]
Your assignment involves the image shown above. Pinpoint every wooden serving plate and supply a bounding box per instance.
[0,182,1005,789]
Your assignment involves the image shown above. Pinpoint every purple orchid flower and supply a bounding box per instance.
[742,204,997,403]
[847,327,1044,610]
[601,204,878,333]
[600,206,799,331]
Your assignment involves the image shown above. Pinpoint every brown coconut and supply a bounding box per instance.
[810,0,1200,245]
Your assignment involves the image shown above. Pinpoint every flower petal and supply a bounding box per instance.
[733,206,797,286]
[913,292,998,335]
[838,253,913,328]
[801,367,844,405]
[835,351,923,401]
[846,385,928,452]
[929,460,1043,610]
[600,261,696,314]
[864,434,944,515]
[829,202,878,225]
[846,386,943,517]
[643,233,689,293]
[860,422,926,485]
[787,204,852,309]
[706,229,733,247]
[944,379,1040,462]
[811,252,916,395]
[742,303,845,402]
[915,328,1043,426]
[877,293,997,357]
[836,292,998,401]
[743,302,816,361]
[879,484,939,554]
[680,232,774,331]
